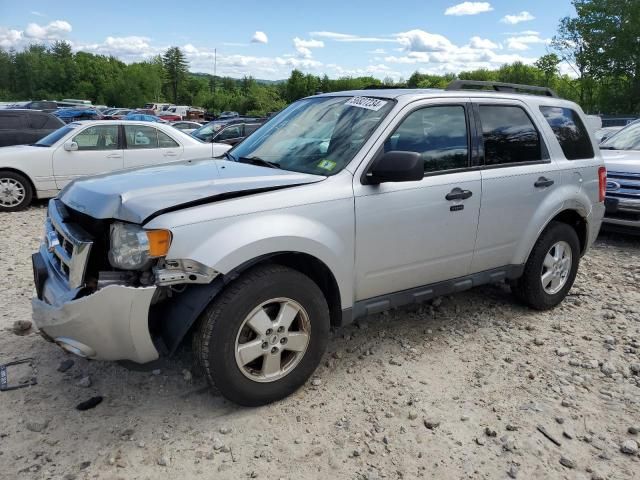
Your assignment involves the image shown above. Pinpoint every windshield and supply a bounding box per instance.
[601,121,640,150]
[34,124,77,146]
[229,96,394,176]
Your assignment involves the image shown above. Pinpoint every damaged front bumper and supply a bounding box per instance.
[31,202,160,364]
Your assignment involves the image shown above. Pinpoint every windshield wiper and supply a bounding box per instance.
[599,146,616,150]
[237,156,281,169]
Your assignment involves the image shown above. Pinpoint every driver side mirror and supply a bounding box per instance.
[364,150,424,185]
[63,141,78,152]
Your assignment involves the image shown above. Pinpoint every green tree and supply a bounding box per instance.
[162,47,188,104]
[554,0,640,112]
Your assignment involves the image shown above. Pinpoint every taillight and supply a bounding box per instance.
[598,166,606,202]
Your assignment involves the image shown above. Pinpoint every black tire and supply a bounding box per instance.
[512,221,580,310]
[193,264,330,406]
[0,170,33,212]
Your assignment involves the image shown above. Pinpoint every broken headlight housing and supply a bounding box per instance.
[108,222,171,270]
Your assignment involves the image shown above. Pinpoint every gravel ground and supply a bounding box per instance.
[1,203,639,480]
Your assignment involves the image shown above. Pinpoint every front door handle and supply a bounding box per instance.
[106,153,122,158]
[534,177,554,188]
[445,188,473,201]
[163,151,177,157]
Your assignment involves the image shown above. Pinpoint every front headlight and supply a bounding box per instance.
[108,222,172,270]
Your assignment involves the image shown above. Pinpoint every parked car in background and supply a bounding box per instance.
[54,107,103,123]
[102,108,133,120]
[144,103,173,115]
[170,121,202,134]
[595,126,624,143]
[218,111,239,120]
[124,113,166,123]
[0,110,65,147]
[19,100,59,113]
[135,109,156,116]
[159,105,190,120]
[600,120,640,233]
[0,120,232,210]
[191,118,265,145]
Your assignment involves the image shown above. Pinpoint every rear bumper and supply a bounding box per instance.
[31,246,159,364]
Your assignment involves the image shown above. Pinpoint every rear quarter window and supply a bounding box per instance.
[540,106,594,160]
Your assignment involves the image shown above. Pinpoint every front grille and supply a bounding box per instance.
[44,199,93,289]
[606,171,640,199]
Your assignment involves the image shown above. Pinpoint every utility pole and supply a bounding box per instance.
[212,48,217,116]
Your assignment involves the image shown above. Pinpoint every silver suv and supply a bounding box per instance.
[31,82,606,406]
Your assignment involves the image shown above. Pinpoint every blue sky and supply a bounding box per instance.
[0,0,577,80]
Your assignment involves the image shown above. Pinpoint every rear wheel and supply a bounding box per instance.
[0,171,33,212]
[193,264,330,406]
[512,221,580,310]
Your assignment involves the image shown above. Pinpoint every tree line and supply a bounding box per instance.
[0,0,637,116]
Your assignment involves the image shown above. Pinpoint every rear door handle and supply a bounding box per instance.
[534,177,554,188]
[163,151,177,157]
[445,188,473,201]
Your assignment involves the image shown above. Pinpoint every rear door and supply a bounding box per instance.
[470,99,560,273]
[123,124,184,168]
[52,123,123,188]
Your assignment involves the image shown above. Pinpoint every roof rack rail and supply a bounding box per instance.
[445,80,558,98]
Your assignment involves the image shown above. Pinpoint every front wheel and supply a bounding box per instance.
[512,221,580,310]
[193,264,330,406]
[0,171,33,212]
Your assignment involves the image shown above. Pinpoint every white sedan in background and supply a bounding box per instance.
[0,120,232,211]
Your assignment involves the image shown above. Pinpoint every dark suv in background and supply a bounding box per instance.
[191,118,265,146]
[0,110,65,147]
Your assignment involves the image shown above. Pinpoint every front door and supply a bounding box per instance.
[353,102,481,301]
[52,124,123,188]
[470,100,560,273]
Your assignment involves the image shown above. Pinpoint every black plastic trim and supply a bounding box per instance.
[345,264,524,324]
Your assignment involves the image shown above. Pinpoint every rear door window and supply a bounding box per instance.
[539,106,594,160]
[125,125,159,149]
[478,105,542,165]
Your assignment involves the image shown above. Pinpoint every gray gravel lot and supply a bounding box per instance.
[1,203,639,479]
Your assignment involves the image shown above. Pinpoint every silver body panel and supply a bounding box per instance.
[32,89,605,363]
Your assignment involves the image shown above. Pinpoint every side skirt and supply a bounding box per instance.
[343,265,524,325]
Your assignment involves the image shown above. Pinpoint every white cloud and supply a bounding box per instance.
[396,30,454,52]
[293,37,324,58]
[310,31,396,43]
[505,34,550,51]
[369,48,386,54]
[0,28,23,49]
[444,2,493,16]
[251,31,268,44]
[501,11,535,25]
[468,36,498,49]
[293,37,324,49]
[24,20,71,40]
[31,11,45,17]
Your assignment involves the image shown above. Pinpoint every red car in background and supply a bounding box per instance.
[158,113,182,122]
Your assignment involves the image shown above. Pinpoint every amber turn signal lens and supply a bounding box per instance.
[146,229,172,257]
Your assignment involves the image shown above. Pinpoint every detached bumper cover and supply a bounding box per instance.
[32,284,159,363]
[31,242,159,364]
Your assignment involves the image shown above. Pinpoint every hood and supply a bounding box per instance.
[0,144,46,155]
[601,149,640,174]
[59,159,325,224]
